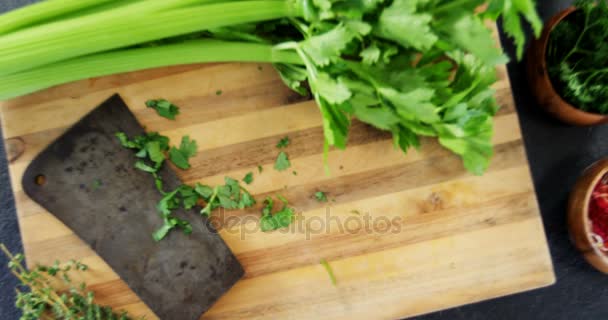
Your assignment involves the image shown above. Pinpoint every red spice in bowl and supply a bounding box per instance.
[589,175,608,251]
[568,159,608,273]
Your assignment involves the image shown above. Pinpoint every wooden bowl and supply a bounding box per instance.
[568,158,608,273]
[526,7,608,126]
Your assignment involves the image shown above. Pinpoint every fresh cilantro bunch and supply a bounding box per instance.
[1,244,132,320]
[547,0,608,114]
[267,0,541,175]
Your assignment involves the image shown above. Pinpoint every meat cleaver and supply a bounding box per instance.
[22,94,243,320]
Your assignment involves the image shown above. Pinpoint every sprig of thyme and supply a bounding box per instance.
[1,244,133,320]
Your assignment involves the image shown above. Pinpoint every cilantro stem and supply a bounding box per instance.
[0,40,302,100]
[201,186,219,216]
[320,258,337,286]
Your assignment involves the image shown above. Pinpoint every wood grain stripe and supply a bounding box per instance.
[217,165,535,250]
[21,164,535,277]
[1,63,292,139]
[236,192,538,278]
[181,120,389,180]
[204,219,553,320]
[2,64,215,108]
[205,139,527,220]
[21,192,542,316]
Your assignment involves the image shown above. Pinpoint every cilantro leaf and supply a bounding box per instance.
[379,87,441,124]
[152,223,173,242]
[301,24,358,67]
[179,135,198,158]
[313,72,352,105]
[435,11,508,66]
[486,0,543,59]
[375,0,438,50]
[274,151,291,171]
[276,136,290,148]
[146,99,180,120]
[315,191,328,202]
[152,216,192,242]
[169,135,197,170]
[316,97,350,149]
[242,172,254,185]
[197,177,256,216]
[169,148,189,169]
[258,165,263,173]
[146,141,165,166]
[260,196,294,232]
[360,43,381,65]
[194,183,214,198]
[179,185,199,209]
[134,160,157,173]
[116,132,137,149]
[117,131,171,174]
[153,186,194,241]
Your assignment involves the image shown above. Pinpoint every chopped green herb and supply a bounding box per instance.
[153,185,194,241]
[547,0,608,114]
[243,172,254,185]
[320,259,337,286]
[274,151,291,171]
[134,160,159,173]
[258,165,263,173]
[145,99,180,120]
[197,177,256,216]
[292,171,297,176]
[118,130,255,240]
[91,179,102,190]
[260,196,294,232]
[116,131,169,173]
[179,185,200,209]
[350,210,362,215]
[216,90,223,96]
[276,136,290,148]
[169,135,197,170]
[315,191,328,202]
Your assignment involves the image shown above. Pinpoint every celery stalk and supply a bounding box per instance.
[0,1,297,76]
[0,40,302,100]
[0,0,117,34]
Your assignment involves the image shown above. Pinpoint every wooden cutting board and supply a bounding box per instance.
[1,37,555,320]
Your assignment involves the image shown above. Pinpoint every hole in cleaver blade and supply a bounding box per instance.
[22,94,244,320]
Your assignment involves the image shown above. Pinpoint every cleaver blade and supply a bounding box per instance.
[21,94,243,320]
